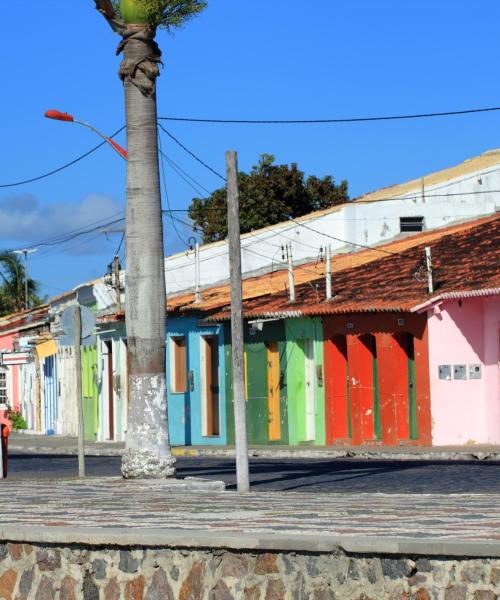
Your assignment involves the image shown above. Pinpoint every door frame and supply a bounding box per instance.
[200,335,220,437]
[304,338,316,441]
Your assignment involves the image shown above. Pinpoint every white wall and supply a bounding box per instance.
[56,347,77,436]
[163,163,498,296]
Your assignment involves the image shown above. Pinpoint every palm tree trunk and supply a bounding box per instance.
[120,27,175,478]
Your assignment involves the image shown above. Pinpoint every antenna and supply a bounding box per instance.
[287,242,295,303]
[325,244,332,300]
[425,246,433,294]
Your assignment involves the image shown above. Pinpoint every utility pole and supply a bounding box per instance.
[13,248,37,310]
[287,242,295,303]
[425,246,433,294]
[73,304,85,478]
[226,150,250,493]
[113,256,122,312]
[194,243,201,303]
[325,244,332,300]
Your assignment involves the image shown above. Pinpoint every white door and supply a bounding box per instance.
[304,339,315,441]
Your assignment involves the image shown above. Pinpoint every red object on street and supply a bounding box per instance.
[44,109,75,122]
[0,407,10,478]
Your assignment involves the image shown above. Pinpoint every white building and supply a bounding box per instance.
[163,149,500,297]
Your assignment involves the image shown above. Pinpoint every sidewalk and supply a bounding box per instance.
[0,477,499,556]
[0,478,499,599]
[8,432,500,460]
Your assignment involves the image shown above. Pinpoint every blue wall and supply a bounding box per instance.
[166,316,226,446]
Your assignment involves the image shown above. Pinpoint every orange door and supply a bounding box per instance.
[267,341,281,441]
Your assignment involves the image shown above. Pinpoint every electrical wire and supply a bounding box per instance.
[27,215,125,261]
[158,133,189,247]
[0,126,125,188]
[243,246,324,278]
[20,210,125,249]
[160,151,212,196]
[33,216,125,249]
[115,232,125,257]
[289,217,403,256]
[157,105,500,125]
[31,231,106,261]
[157,123,226,181]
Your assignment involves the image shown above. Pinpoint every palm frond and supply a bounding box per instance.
[112,0,207,30]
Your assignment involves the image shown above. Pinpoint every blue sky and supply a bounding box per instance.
[1,0,500,298]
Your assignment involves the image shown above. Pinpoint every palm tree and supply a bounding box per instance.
[0,252,39,315]
[94,0,206,478]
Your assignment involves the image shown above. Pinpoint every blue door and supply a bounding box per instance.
[44,355,57,435]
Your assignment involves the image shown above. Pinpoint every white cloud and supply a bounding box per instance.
[0,194,124,254]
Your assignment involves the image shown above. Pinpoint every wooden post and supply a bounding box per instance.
[73,304,85,478]
[287,242,295,303]
[114,255,122,312]
[325,244,332,300]
[226,150,250,493]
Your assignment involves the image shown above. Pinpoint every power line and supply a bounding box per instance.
[158,105,500,125]
[158,134,189,247]
[160,150,212,196]
[156,185,500,213]
[32,230,106,261]
[165,212,195,231]
[34,217,125,249]
[115,232,125,257]
[0,126,125,189]
[157,123,226,181]
[25,215,125,261]
[10,210,125,252]
[289,217,403,257]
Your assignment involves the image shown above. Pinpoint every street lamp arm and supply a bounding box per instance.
[74,119,128,160]
[44,110,127,161]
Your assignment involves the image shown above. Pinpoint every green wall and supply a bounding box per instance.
[82,345,98,441]
[225,321,289,445]
[285,318,325,446]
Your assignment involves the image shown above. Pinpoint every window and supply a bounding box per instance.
[0,369,7,404]
[400,216,424,233]
[171,337,187,393]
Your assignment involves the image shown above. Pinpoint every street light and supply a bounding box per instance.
[13,248,37,310]
[44,110,127,160]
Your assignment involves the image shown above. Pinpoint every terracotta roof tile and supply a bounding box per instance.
[168,214,499,317]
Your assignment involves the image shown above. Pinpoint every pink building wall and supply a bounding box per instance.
[0,331,20,411]
[428,296,500,445]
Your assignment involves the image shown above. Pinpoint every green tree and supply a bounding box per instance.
[0,252,42,316]
[94,0,206,479]
[188,154,349,243]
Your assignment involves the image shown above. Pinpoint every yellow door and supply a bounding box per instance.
[267,342,281,441]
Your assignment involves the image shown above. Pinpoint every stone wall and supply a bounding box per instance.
[0,542,499,600]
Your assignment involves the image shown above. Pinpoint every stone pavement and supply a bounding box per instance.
[0,478,499,557]
[8,432,500,461]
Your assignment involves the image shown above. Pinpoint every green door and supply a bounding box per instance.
[407,336,418,440]
[245,342,269,444]
[82,345,99,441]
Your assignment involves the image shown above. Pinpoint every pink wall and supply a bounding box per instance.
[428,296,500,445]
[0,331,20,411]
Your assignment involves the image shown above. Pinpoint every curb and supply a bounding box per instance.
[7,445,500,461]
[0,524,498,557]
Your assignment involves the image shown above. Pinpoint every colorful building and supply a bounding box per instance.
[169,214,499,447]
[0,306,55,434]
[2,214,498,449]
